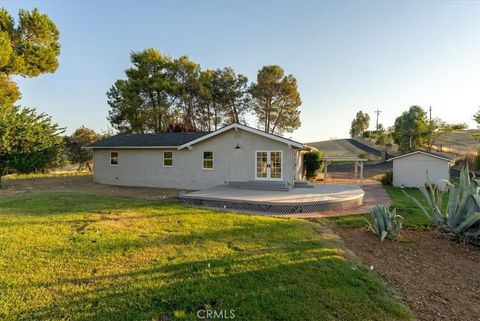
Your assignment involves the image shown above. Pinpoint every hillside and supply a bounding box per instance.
[433,129,479,155]
[306,139,377,158]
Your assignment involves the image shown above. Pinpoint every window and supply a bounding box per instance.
[110,152,118,166]
[203,151,214,169]
[163,151,173,167]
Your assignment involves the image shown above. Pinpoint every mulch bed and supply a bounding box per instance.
[336,228,480,321]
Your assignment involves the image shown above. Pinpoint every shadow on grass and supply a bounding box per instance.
[12,225,410,321]
[15,245,408,321]
[0,192,412,321]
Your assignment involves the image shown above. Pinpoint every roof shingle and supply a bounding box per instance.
[88,132,210,148]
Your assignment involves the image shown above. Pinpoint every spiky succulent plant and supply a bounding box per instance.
[365,205,403,242]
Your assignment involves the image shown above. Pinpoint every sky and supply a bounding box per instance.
[3,0,480,142]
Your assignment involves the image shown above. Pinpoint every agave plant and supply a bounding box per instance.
[404,163,480,245]
[365,205,403,241]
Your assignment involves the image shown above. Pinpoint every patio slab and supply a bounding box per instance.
[180,184,364,214]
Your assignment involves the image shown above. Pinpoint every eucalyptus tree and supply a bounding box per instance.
[349,111,370,137]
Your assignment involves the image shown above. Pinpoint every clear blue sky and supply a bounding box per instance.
[3,0,480,142]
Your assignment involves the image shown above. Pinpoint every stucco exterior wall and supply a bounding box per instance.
[392,153,450,189]
[93,129,301,190]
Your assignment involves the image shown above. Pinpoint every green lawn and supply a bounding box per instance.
[322,186,447,229]
[0,192,412,321]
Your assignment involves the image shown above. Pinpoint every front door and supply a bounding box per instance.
[256,151,282,180]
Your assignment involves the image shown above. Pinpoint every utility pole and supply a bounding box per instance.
[429,106,432,122]
[374,109,382,131]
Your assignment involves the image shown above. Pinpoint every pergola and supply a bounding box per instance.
[322,157,368,186]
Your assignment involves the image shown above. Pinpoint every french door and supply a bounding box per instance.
[255,151,282,180]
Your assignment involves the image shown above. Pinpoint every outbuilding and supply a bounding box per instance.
[388,150,455,189]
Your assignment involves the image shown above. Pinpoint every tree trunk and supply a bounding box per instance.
[0,165,4,189]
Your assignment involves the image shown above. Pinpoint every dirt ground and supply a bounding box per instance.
[337,227,480,321]
[0,175,182,200]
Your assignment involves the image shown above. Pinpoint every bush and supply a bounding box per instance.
[357,152,368,159]
[362,131,373,138]
[303,150,324,180]
[380,171,393,186]
[464,151,476,169]
[404,164,480,246]
[365,205,403,241]
[475,153,480,171]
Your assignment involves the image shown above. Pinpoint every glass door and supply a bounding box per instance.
[256,151,268,179]
[255,151,282,180]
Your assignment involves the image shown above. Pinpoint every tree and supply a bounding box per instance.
[215,67,250,125]
[107,49,254,133]
[425,119,467,151]
[392,106,429,152]
[0,105,63,186]
[107,49,178,134]
[0,8,60,105]
[349,111,370,137]
[64,126,101,171]
[250,65,301,134]
[374,125,394,148]
[473,107,480,128]
[173,55,201,130]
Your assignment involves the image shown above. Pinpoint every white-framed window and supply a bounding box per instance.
[110,151,118,166]
[203,151,214,170]
[163,151,173,167]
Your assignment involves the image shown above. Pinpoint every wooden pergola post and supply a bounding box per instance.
[324,161,329,184]
[354,161,358,181]
[360,161,364,186]
[321,157,367,186]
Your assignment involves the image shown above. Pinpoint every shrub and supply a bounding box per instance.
[464,151,476,169]
[303,150,324,180]
[357,152,368,159]
[362,131,373,138]
[475,153,480,171]
[365,205,403,241]
[380,171,393,186]
[404,164,480,246]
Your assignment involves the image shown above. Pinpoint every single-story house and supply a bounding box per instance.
[87,123,305,190]
[388,150,455,189]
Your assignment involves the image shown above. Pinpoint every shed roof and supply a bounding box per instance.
[388,150,455,162]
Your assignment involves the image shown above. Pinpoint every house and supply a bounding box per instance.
[388,150,455,189]
[87,123,305,190]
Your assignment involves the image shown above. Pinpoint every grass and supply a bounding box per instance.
[3,171,91,180]
[0,192,412,321]
[321,186,449,229]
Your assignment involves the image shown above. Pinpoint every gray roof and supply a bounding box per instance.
[388,150,456,162]
[88,131,210,148]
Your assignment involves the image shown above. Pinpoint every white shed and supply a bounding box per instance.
[388,151,454,189]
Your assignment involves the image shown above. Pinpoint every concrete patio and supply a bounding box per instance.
[180,179,390,218]
[180,183,365,214]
